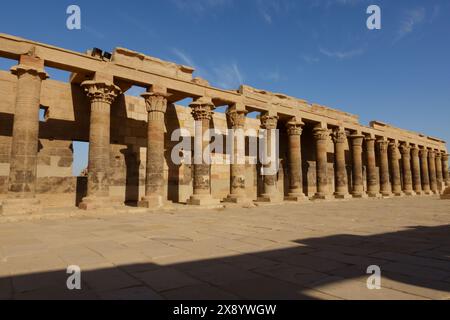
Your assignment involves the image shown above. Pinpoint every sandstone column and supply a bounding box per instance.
[79,80,121,210]
[138,86,169,208]
[428,149,438,194]
[187,97,220,206]
[1,54,48,216]
[435,152,443,193]
[378,140,392,197]
[365,137,380,197]
[313,127,332,200]
[224,104,250,204]
[389,142,403,196]
[420,148,432,195]
[350,133,366,198]
[285,118,307,202]
[399,143,415,196]
[410,145,422,195]
[442,153,449,186]
[257,113,282,203]
[332,128,350,199]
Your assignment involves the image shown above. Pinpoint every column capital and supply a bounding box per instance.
[388,141,399,155]
[141,92,169,114]
[399,143,411,156]
[435,152,442,160]
[81,80,121,104]
[190,96,215,121]
[286,118,304,136]
[443,154,449,161]
[11,64,48,80]
[419,147,428,158]
[377,140,389,152]
[428,149,436,158]
[349,134,364,146]
[260,114,279,130]
[313,127,331,142]
[226,108,248,129]
[332,128,347,144]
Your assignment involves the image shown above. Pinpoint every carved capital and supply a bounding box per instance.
[377,140,389,153]
[260,114,278,130]
[428,150,436,159]
[332,129,347,144]
[11,64,48,80]
[443,154,449,162]
[435,152,442,160]
[313,128,331,142]
[419,148,428,158]
[410,146,419,157]
[190,97,214,121]
[388,142,399,156]
[399,143,411,156]
[226,109,247,129]
[81,80,121,105]
[286,119,304,136]
[141,92,169,114]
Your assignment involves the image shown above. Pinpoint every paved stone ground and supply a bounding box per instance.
[0,196,449,300]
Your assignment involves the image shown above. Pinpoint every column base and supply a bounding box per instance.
[334,193,352,200]
[285,193,309,202]
[0,198,42,216]
[313,193,334,200]
[79,196,117,210]
[256,194,284,203]
[380,191,393,198]
[403,190,416,196]
[423,190,433,195]
[441,187,450,199]
[352,192,368,199]
[367,192,382,198]
[223,194,252,205]
[413,190,423,196]
[393,191,404,197]
[187,194,221,206]
[138,195,164,209]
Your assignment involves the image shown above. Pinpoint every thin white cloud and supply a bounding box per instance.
[396,7,426,42]
[319,47,365,60]
[256,0,295,24]
[301,55,320,64]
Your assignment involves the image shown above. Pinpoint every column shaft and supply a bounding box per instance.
[257,114,282,202]
[313,128,332,200]
[378,140,392,197]
[350,134,366,198]
[400,144,415,196]
[443,154,449,187]
[428,150,437,194]
[224,106,249,204]
[79,80,121,210]
[333,129,350,199]
[410,146,422,194]
[365,138,380,197]
[389,142,403,196]
[435,153,443,193]
[139,90,168,208]
[420,148,431,195]
[285,119,307,201]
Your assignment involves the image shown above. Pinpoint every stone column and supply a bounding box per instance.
[138,87,169,208]
[285,118,307,202]
[410,145,422,195]
[187,97,220,206]
[442,154,449,186]
[224,104,250,204]
[350,134,366,198]
[79,80,121,210]
[365,137,380,197]
[313,127,332,200]
[257,113,282,203]
[1,54,48,216]
[435,152,443,193]
[389,142,403,196]
[378,140,392,197]
[420,148,432,195]
[399,143,415,196]
[428,149,438,194]
[332,128,350,199]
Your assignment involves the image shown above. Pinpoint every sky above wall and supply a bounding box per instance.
[0,0,449,176]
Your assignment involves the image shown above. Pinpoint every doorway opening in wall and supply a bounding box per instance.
[72,141,89,206]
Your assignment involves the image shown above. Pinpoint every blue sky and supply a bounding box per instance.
[1,0,449,175]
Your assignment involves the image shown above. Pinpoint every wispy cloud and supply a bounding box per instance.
[301,54,320,64]
[171,48,243,89]
[256,0,295,24]
[171,0,233,14]
[319,47,365,60]
[395,7,426,42]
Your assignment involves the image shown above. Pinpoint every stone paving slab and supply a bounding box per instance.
[0,196,449,300]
